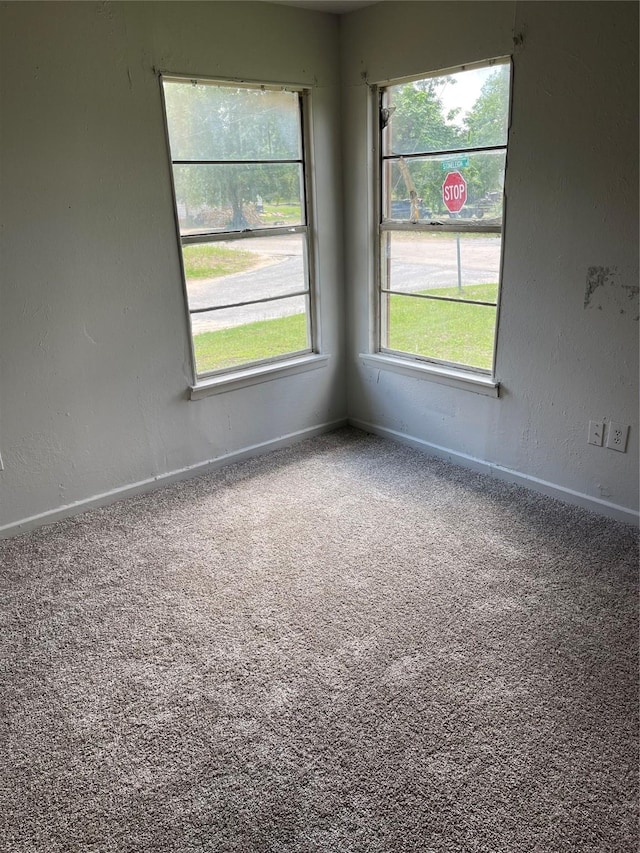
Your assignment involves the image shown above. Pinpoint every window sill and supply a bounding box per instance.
[190,353,330,400]
[359,353,500,398]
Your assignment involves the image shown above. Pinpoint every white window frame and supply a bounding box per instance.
[159,74,324,397]
[367,58,512,396]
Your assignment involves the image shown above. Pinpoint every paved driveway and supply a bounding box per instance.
[188,235,501,333]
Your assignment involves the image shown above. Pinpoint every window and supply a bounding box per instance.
[160,77,315,380]
[378,59,511,375]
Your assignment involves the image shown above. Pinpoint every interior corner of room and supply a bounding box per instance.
[0,0,638,536]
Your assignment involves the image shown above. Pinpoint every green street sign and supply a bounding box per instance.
[441,157,469,170]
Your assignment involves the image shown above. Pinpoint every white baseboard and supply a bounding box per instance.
[0,418,349,539]
[349,418,639,527]
[4,416,637,538]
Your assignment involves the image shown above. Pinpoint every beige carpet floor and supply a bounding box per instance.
[1,427,638,852]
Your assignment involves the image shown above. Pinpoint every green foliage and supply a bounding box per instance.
[389,78,460,155]
[459,66,510,210]
[463,66,510,147]
[387,78,460,212]
[386,66,510,217]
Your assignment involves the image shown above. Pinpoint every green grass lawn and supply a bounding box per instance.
[194,312,308,373]
[182,244,260,279]
[260,203,302,225]
[387,283,498,370]
[193,282,498,375]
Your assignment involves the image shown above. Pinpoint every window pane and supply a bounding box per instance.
[383,293,497,370]
[161,76,315,378]
[163,82,301,161]
[173,163,304,234]
[383,150,505,225]
[191,296,310,374]
[383,62,510,155]
[182,234,307,310]
[382,232,500,303]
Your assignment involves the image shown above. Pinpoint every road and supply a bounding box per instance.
[187,236,501,333]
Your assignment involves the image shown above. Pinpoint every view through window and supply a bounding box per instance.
[379,59,511,373]
[161,77,314,378]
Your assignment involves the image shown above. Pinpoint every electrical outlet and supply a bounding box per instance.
[606,422,629,452]
[588,420,604,446]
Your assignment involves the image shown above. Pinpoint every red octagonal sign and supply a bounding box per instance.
[442,170,467,213]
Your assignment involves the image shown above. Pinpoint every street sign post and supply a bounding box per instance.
[442,170,467,213]
[442,171,467,292]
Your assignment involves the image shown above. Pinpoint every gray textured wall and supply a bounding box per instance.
[341,1,639,518]
[0,1,346,531]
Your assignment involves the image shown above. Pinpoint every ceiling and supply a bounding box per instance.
[264,0,380,13]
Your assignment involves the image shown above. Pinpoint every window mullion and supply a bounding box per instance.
[172,158,303,166]
[380,222,501,235]
[190,289,310,315]
[381,289,497,308]
[382,143,506,161]
[181,225,308,245]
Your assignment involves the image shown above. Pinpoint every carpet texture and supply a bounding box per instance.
[1,427,638,852]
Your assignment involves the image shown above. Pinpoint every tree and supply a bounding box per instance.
[388,77,460,155]
[383,66,510,219]
[385,78,462,213]
[460,66,510,213]
[463,65,510,148]
[163,81,302,230]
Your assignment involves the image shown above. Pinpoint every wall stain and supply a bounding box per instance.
[584,266,615,307]
[584,266,639,320]
[621,283,640,316]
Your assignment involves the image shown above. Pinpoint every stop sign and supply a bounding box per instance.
[442,170,467,213]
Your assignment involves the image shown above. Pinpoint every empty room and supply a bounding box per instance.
[1,1,638,850]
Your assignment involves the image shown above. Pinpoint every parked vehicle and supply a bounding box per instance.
[390,199,433,220]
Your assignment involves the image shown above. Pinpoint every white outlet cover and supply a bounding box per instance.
[606,422,629,452]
